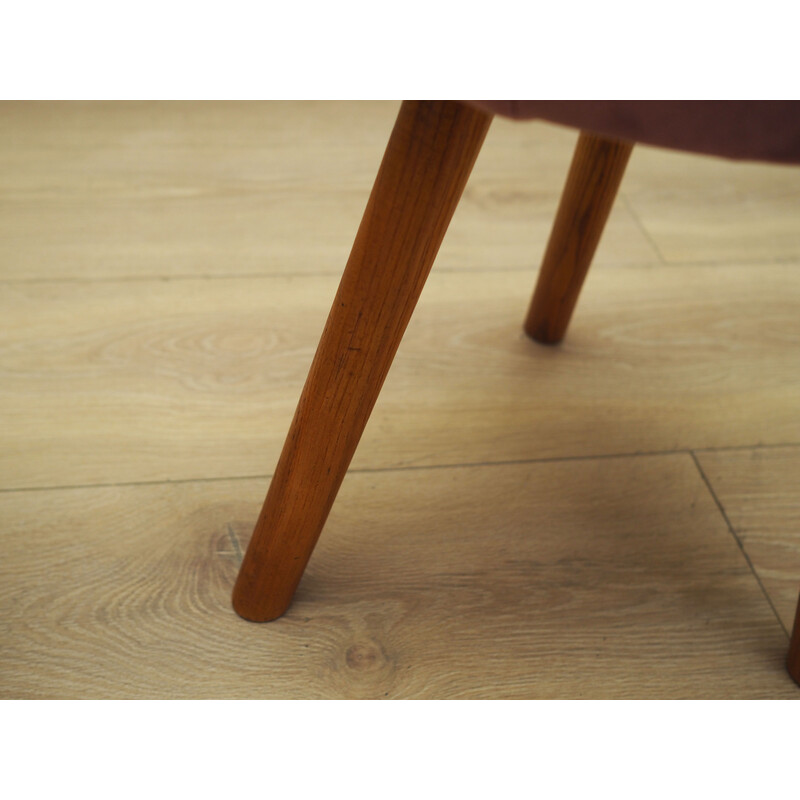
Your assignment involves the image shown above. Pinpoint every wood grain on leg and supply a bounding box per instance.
[232,101,492,622]
[525,132,634,344]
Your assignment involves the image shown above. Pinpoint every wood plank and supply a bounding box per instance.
[2,263,799,490]
[0,101,657,281]
[622,145,800,264]
[0,454,795,698]
[695,446,800,631]
[6,102,799,279]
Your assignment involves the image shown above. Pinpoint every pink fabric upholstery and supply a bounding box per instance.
[468,101,800,164]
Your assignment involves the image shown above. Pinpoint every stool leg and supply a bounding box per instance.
[524,132,633,344]
[788,590,800,686]
[232,101,492,622]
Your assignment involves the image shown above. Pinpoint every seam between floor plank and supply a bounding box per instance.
[689,450,790,638]
[5,257,800,286]
[4,442,800,494]
[620,192,668,265]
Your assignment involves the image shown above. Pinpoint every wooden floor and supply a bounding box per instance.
[1,101,799,698]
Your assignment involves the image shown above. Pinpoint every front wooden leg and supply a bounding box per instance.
[788,590,800,686]
[524,132,633,344]
[232,101,492,622]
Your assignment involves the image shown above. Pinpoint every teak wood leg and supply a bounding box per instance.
[232,101,492,622]
[524,132,634,345]
[788,590,800,686]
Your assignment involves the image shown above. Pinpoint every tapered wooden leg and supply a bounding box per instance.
[232,101,492,622]
[788,590,800,686]
[524,132,634,344]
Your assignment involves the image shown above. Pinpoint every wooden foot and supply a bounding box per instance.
[788,590,800,686]
[232,101,492,622]
[524,132,633,345]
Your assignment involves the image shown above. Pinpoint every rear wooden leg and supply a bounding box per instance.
[788,590,800,686]
[232,101,492,622]
[524,132,633,344]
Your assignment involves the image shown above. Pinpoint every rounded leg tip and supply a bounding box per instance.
[231,587,291,623]
[523,321,564,346]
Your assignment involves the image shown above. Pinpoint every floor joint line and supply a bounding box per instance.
[690,450,789,638]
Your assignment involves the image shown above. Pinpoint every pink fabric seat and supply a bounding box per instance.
[469,100,800,164]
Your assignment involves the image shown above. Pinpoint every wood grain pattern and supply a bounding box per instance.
[0,101,658,282]
[694,447,800,632]
[2,101,799,696]
[233,100,492,621]
[2,265,799,491]
[693,447,800,686]
[525,133,634,344]
[621,146,800,264]
[1,456,796,698]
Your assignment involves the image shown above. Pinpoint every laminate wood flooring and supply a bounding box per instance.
[1,101,798,697]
